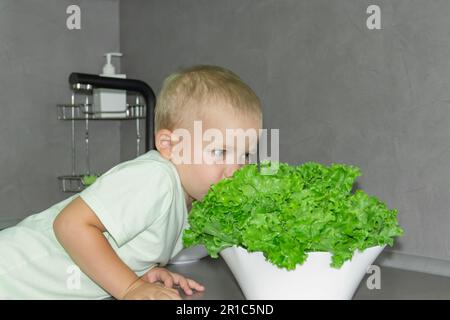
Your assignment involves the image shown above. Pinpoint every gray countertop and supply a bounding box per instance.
[166,256,450,300]
[166,256,245,300]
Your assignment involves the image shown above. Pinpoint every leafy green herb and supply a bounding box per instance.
[81,175,98,186]
[183,161,403,269]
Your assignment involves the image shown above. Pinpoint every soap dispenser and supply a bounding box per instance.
[93,52,127,118]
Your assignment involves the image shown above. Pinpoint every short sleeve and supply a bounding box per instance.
[79,161,174,247]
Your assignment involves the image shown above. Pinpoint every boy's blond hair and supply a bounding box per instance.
[154,65,262,133]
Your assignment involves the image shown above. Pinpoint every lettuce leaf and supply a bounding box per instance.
[183,161,403,269]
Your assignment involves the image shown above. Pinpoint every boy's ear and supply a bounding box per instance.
[155,129,179,160]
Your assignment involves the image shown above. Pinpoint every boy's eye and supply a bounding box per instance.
[212,149,226,159]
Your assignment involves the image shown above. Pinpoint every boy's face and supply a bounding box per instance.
[156,103,261,205]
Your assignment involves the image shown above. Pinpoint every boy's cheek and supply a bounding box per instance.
[195,166,224,190]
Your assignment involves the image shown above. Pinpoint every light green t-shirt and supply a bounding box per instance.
[0,150,188,299]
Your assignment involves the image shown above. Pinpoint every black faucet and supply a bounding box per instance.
[69,72,156,152]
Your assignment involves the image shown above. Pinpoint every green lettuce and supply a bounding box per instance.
[183,161,403,269]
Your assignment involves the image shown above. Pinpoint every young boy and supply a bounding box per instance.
[0,65,263,299]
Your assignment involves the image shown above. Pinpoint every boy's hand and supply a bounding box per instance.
[121,278,182,300]
[142,267,205,296]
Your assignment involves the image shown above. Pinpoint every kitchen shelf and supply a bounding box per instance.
[57,103,146,120]
[57,174,100,193]
[57,100,146,193]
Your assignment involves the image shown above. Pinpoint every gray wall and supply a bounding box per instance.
[120,0,449,275]
[0,0,121,228]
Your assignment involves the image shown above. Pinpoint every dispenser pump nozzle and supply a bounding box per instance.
[102,52,122,76]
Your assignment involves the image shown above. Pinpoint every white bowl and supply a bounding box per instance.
[220,245,385,300]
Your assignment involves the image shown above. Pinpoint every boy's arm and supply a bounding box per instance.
[53,196,141,299]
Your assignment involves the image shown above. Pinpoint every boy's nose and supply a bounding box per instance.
[224,164,243,178]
